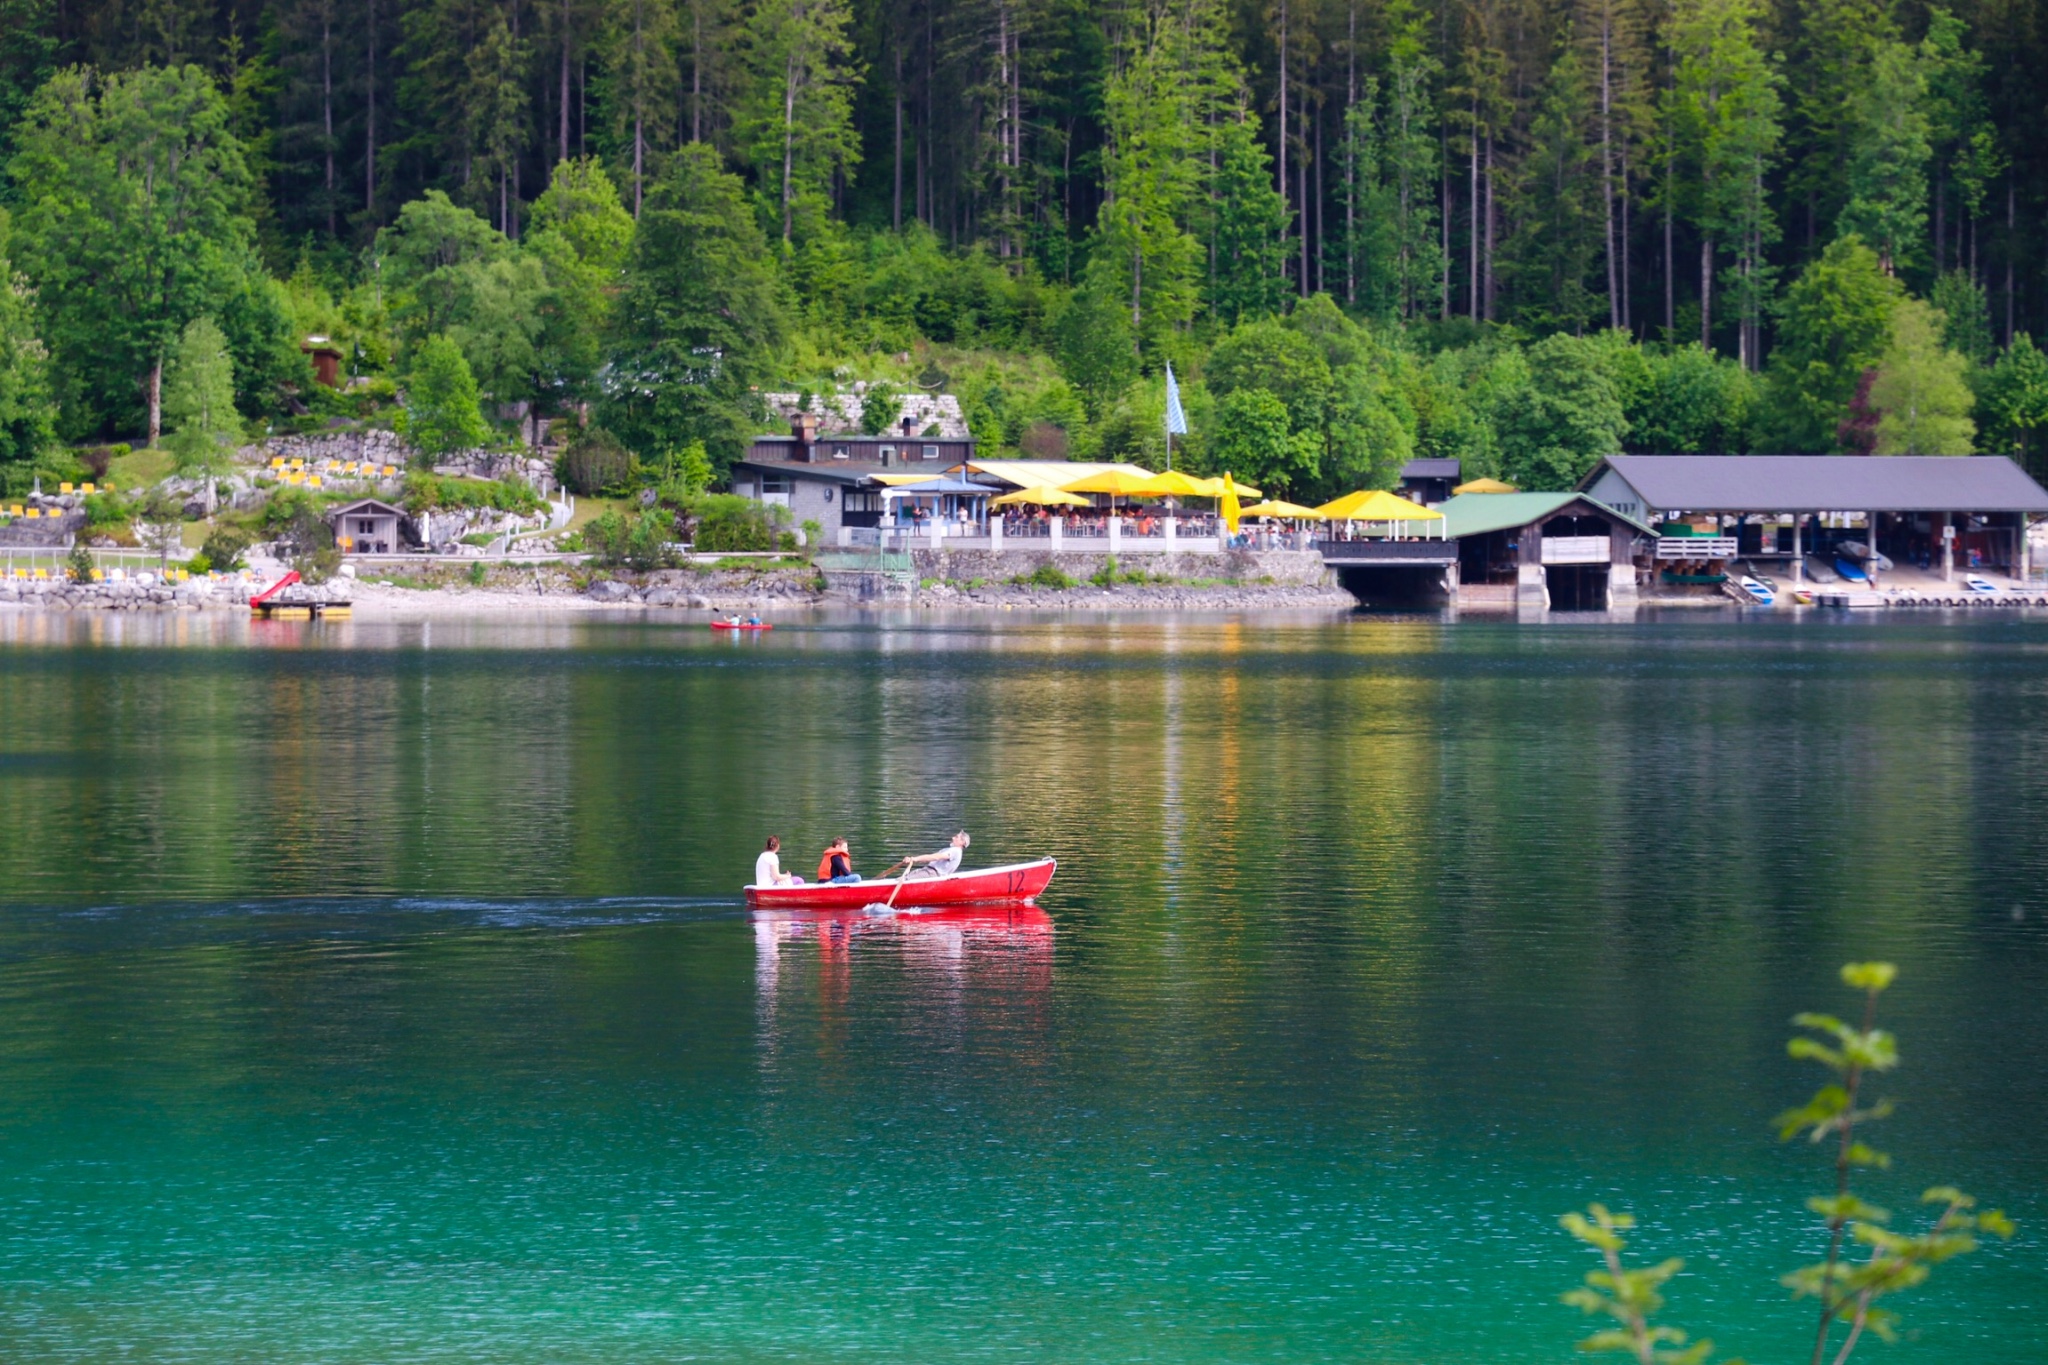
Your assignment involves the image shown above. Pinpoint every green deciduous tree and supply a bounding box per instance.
[403,333,491,457]
[526,157,635,403]
[1870,298,1974,454]
[1626,344,1754,452]
[1760,238,1900,451]
[0,209,56,470]
[1494,332,1628,488]
[1976,335,2048,475]
[8,65,258,445]
[601,142,786,470]
[1210,387,1316,494]
[163,315,240,511]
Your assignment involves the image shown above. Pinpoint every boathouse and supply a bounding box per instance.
[325,498,409,555]
[1442,491,1654,609]
[1396,458,1462,506]
[1581,455,2048,584]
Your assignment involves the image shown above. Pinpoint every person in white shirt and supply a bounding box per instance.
[893,830,969,879]
[754,835,802,887]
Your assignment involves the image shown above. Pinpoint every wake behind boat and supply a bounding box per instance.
[744,858,1056,911]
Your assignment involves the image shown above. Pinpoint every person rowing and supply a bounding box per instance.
[884,831,970,880]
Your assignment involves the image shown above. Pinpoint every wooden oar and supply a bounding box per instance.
[883,859,917,910]
[861,858,913,913]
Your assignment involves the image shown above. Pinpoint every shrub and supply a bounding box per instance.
[264,487,339,581]
[558,427,635,496]
[200,525,251,571]
[79,444,128,480]
[402,471,544,516]
[686,493,784,552]
[583,508,675,570]
[68,541,94,582]
[1014,561,1075,589]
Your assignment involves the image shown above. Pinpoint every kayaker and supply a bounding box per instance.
[754,836,802,887]
[894,830,969,879]
[816,838,861,884]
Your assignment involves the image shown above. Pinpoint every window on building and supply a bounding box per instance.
[922,444,939,460]
[760,475,791,494]
[832,445,849,459]
[842,491,883,514]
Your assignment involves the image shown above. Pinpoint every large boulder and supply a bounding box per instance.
[585,579,636,603]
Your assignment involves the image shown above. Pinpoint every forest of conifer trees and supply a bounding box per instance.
[3,0,2048,499]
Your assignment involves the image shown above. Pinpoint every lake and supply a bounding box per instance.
[0,608,2040,1364]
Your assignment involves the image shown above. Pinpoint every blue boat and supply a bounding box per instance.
[1835,557,1868,583]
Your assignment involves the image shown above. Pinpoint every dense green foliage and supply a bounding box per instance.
[3,0,2048,491]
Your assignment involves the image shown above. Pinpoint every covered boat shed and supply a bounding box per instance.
[1581,455,2048,584]
[1440,491,1655,610]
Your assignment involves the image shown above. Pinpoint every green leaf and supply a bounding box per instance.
[1840,961,1898,992]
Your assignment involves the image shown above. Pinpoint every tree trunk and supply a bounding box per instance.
[322,6,335,236]
[690,1,702,142]
[1298,90,1310,295]
[1619,143,1631,332]
[2005,182,2016,346]
[632,0,645,217]
[1345,4,1356,306]
[893,45,904,230]
[146,361,162,450]
[1599,4,1618,330]
[1313,95,1324,295]
[1277,0,1290,287]
[782,42,799,243]
[1700,234,1712,351]
[365,0,377,217]
[1664,185,1673,337]
[1468,96,1480,320]
[1482,133,1495,322]
[561,0,571,162]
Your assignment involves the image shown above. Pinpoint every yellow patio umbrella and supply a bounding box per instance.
[1062,468,1162,515]
[1314,488,1443,521]
[1219,473,1243,534]
[1187,474,1263,499]
[990,485,1092,508]
[1238,499,1326,519]
[1134,469,1211,498]
[1452,476,1518,494]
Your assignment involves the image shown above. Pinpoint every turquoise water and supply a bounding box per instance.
[0,609,2040,1363]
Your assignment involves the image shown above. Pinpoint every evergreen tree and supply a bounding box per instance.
[1383,12,1443,320]
[163,315,239,512]
[1503,48,1602,335]
[598,0,678,216]
[734,0,858,244]
[403,332,491,456]
[1930,269,1992,367]
[601,142,786,468]
[1208,112,1289,326]
[1837,40,1931,276]
[1869,297,1974,454]
[1758,237,1900,451]
[1665,0,1782,365]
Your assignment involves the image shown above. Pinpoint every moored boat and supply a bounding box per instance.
[745,857,1056,911]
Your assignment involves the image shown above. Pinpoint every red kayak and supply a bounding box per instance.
[711,621,772,631]
[744,857,1056,911]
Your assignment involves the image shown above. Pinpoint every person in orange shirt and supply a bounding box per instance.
[816,837,862,884]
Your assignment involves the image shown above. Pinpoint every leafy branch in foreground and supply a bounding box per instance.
[1777,962,2014,1365]
[1560,1203,1724,1365]
[1562,962,2013,1365]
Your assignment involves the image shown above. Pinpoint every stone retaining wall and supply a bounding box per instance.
[908,547,1333,587]
[0,576,241,610]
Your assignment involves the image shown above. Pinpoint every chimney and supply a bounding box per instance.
[899,415,915,439]
[791,410,818,463]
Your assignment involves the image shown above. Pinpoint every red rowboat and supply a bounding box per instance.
[710,621,772,631]
[744,857,1056,911]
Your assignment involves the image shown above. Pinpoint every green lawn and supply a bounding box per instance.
[104,447,175,491]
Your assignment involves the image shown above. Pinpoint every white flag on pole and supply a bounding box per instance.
[1164,362,1189,436]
